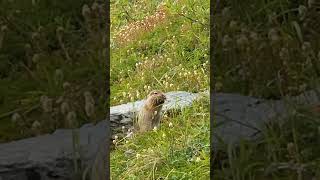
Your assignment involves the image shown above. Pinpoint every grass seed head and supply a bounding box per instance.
[91,2,99,12]
[1,25,8,32]
[85,102,95,118]
[11,112,22,124]
[66,111,77,128]
[31,120,41,131]
[60,101,70,115]
[40,96,53,113]
[82,4,91,18]
[268,28,279,42]
[62,82,71,90]
[32,54,40,63]
[84,91,95,105]
[55,69,64,84]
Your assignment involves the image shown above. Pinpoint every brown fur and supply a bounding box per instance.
[136,90,166,132]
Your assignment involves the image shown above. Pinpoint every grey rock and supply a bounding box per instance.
[110,91,201,114]
[1,89,319,179]
[119,118,132,124]
[212,89,320,149]
[0,120,108,180]
[0,91,202,180]
[110,91,203,134]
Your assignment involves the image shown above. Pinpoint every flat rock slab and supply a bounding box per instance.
[0,120,108,180]
[1,89,319,179]
[110,91,203,114]
[0,91,206,180]
[110,91,205,133]
[212,89,320,149]
[212,93,285,148]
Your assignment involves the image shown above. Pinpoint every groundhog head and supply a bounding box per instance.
[146,90,166,108]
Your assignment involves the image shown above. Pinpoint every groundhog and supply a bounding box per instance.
[136,90,166,132]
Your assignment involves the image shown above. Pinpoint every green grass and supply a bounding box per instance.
[212,0,320,179]
[110,0,210,179]
[213,0,320,99]
[0,0,107,143]
[111,97,210,179]
[213,105,320,179]
[3,0,319,179]
[110,0,209,105]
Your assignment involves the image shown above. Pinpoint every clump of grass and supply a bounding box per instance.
[111,97,210,179]
[114,2,169,46]
[213,105,320,179]
[0,0,107,143]
[212,0,320,179]
[213,0,320,99]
